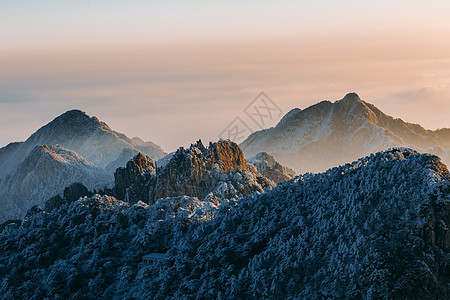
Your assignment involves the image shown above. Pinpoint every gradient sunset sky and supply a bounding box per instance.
[1,0,450,151]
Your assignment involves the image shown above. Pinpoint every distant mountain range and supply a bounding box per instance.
[1,94,450,298]
[241,92,450,173]
[0,94,449,223]
[0,110,165,222]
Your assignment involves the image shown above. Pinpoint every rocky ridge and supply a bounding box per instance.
[115,140,275,205]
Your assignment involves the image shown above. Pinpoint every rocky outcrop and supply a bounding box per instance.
[64,183,93,202]
[209,141,248,173]
[43,183,93,213]
[248,152,296,183]
[422,159,450,251]
[111,140,274,205]
[418,162,450,298]
[114,153,156,204]
[152,140,272,202]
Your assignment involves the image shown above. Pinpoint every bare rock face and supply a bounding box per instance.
[114,153,156,203]
[248,152,296,183]
[152,140,272,202]
[209,141,248,173]
[112,140,274,205]
[417,159,450,297]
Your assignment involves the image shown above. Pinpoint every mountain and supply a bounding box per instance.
[0,109,165,221]
[131,137,165,160]
[1,148,448,298]
[0,194,218,299]
[0,145,110,222]
[156,151,175,168]
[132,148,450,299]
[0,109,165,179]
[113,140,275,205]
[114,152,156,202]
[248,152,296,183]
[240,92,450,173]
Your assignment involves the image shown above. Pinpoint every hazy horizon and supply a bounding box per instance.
[1,1,450,152]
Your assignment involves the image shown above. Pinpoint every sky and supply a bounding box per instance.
[1,1,450,152]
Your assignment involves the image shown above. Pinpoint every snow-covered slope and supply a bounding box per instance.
[248,152,296,183]
[131,137,165,160]
[0,109,165,179]
[240,92,450,173]
[156,151,175,168]
[134,148,450,299]
[0,109,165,221]
[2,148,448,299]
[0,192,220,298]
[0,145,111,222]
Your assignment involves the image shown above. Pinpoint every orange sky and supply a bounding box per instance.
[1,2,450,151]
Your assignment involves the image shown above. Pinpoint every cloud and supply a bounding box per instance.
[373,84,450,130]
[1,36,449,151]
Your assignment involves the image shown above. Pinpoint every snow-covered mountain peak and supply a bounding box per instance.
[333,92,376,122]
[57,109,91,121]
[241,93,450,173]
[0,144,111,222]
[27,109,115,144]
[341,92,362,103]
[0,109,166,221]
[0,109,166,178]
[277,107,303,125]
[40,109,98,129]
[131,137,145,145]
[57,109,103,127]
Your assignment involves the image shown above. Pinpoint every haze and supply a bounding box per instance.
[1,1,450,151]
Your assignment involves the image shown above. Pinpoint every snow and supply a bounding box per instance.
[240,93,450,174]
[0,145,112,222]
[0,109,166,221]
[0,109,165,179]
[1,148,448,299]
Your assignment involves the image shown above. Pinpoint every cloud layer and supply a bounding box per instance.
[1,35,450,151]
